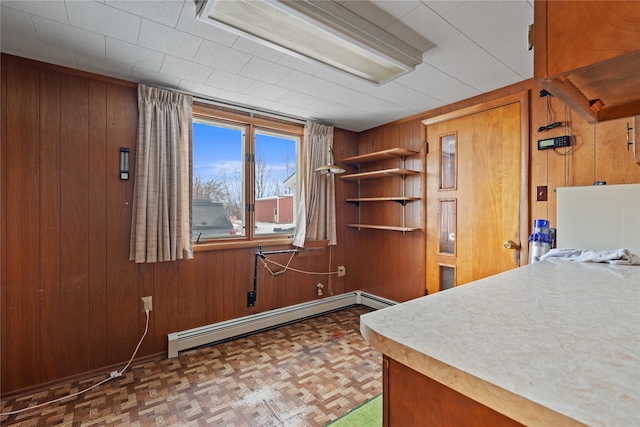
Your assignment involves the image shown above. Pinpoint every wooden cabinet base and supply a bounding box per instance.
[383,356,524,427]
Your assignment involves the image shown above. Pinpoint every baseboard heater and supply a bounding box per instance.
[167,291,396,358]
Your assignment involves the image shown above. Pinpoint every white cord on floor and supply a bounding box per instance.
[0,309,150,417]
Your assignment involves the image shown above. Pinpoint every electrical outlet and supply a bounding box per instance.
[247,291,256,307]
[141,296,153,312]
[338,266,346,277]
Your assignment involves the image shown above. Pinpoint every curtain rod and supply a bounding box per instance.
[153,84,309,126]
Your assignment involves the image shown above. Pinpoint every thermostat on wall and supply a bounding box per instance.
[538,135,571,150]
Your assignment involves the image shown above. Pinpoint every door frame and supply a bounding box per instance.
[422,91,531,292]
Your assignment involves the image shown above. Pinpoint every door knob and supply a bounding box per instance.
[503,240,518,249]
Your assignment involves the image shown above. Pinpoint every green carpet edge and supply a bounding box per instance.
[325,394,382,426]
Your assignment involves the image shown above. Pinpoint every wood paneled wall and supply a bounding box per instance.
[528,92,640,226]
[2,54,639,395]
[0,55,349,394]
[337,80,640,304]
[336,120,426,303]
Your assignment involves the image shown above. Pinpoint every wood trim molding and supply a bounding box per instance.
[193,103,304,135]
[421,91,528,126]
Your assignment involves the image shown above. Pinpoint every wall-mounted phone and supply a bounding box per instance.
[537,135,571,150]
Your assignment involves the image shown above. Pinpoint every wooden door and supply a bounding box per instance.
[425,97,527,294]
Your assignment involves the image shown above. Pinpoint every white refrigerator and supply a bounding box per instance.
[556,184,640,255]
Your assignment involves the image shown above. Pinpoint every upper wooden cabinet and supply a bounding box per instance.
[533,0,640,123]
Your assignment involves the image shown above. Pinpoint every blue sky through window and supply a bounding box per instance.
[193,122,297,197]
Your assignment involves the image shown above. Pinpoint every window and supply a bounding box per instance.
[440,133,456,189]
[192,107,301,245]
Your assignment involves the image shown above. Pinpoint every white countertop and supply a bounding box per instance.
[360,260,640,427]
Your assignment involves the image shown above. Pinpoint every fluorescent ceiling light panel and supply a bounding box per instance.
[197,0,423,84]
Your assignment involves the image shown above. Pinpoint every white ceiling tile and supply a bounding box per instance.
[385,4,453,51]
[160,55,213,84]
[76,53,133,81]
[396,63,481,103]
[314,68,380,93]
[217,89,288,114]
[133,67,182,88]
[274,91,320,109]
[306,81,339,102]
[445,1,531,30]
[372,81,443,113]
[354,97,416,120]
[382,109,415,123]
[0,34,78,69]
[175,0,238,47]
[421,0,466,16]
[193,40,252,74]
[345,91,416,118]
[325,111,389,132]
[1,6,39,41]
[244,81,289,101]
[278,104,328,122]
[307,81,366,106]
[138,19,203,60]
[106,38,165,72]
[66,1,141,44]
[105,0,184,28]
[205,69,254,92]
[238,57,293,85]
[276,70,326,94]
[32,15,106,58]
[423,31,522,92]
[177,81,222,99]
[305,98,359,118]
[0,1,68,24]
[340,1,420,28]
[231,37,285,62]
[443,1,534,78]
[277,54,324,75]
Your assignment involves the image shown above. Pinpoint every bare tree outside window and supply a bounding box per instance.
[255,152,275,200]
[192,175,226,201]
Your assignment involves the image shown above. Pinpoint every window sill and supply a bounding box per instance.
[192,237,295,252]
[192,238,329,254]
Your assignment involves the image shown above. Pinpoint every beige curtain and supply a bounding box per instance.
[293,122,337,247]
[129,85,193,263]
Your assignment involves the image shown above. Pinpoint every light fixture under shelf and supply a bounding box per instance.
[196,0,422,84]
[315,163,345,174]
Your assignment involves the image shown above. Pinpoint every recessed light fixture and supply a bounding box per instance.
[197,0,422,84]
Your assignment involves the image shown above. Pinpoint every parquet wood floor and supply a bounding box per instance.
[1,306,381,426]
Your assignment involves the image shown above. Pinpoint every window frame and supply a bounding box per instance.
[192,103,304,252]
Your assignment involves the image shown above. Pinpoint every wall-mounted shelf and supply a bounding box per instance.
[341,147,420,233]
[346,224,420,232]
[340,168,419,181]
[346,197,420,206]
[342,148,419,165]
